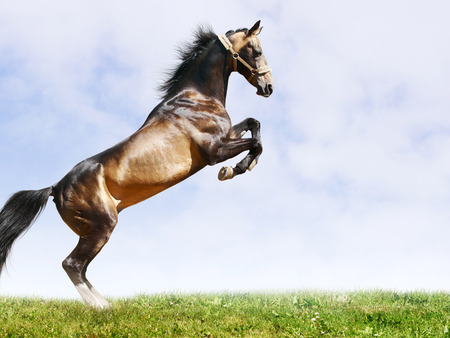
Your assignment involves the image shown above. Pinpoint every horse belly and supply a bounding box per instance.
[103,133,204,210]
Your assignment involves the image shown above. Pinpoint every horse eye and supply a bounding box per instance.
[254,50,262,58]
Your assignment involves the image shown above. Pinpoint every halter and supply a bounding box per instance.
[218,34,272,82]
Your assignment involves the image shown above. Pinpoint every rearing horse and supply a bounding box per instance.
[0,21,273,308]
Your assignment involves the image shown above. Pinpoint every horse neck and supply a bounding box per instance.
[184,42,232,105]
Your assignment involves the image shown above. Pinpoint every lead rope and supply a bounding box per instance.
[218,34,271,82]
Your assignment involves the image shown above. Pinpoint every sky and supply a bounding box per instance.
[1,1,450,299]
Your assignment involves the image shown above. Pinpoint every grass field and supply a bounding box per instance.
[1,290,450,337]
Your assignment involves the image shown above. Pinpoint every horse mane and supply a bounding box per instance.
[159,26,248,98]
[159,26,217,97]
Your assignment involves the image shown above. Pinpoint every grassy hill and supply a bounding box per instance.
[1,290,449,336]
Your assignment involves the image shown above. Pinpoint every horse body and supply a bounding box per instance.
[57,89,225,213]
[0,21,273,308]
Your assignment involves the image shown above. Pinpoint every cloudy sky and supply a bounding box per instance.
[1,1,450,299]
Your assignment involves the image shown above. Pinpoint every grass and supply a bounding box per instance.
[1,290,450,337]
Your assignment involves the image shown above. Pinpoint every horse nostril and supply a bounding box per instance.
[267,83,273,95]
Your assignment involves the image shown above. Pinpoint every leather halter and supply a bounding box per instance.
[218,34,272,82]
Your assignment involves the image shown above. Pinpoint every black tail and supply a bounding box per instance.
[0,187,52,275]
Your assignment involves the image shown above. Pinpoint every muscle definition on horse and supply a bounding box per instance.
[0,21,273,308]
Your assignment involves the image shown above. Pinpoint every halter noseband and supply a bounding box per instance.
[218,34,272,82]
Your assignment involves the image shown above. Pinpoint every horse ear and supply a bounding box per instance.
[247,20,262,36]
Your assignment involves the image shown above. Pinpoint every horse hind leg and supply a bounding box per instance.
[62,221,116,309]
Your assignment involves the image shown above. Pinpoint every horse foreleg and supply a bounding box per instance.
[218,118,262,180]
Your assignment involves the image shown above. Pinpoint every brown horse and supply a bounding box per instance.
[0,21,273,308]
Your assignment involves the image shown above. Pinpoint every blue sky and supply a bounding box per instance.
[1,1,450,299]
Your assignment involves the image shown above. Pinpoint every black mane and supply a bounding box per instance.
[159,26,248,98]
[159,26,217,97]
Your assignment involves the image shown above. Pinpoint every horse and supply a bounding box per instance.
[0,21,273,308]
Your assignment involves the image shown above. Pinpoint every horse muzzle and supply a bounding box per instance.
[255,68,274,97]
[256,78,274,97]
[258,83,273,97]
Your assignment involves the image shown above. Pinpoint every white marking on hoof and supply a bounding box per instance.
[218,166,234,181]
[248,159,257,171]
[75,283,110,309]
[89,286,111,309]
[75,283,101,308]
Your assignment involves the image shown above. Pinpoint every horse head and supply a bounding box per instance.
[219,21,274,97]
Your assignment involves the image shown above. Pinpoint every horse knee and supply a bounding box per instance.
[245,117,260,131]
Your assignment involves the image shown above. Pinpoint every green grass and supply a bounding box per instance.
[1,290,450,337]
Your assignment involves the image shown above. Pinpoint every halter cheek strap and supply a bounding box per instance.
[218,34,272,82]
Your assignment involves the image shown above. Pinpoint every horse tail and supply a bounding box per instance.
[0,187,52,275]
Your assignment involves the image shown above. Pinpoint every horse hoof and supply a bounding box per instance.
[248,159,257,171]
[218,166,233,181]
